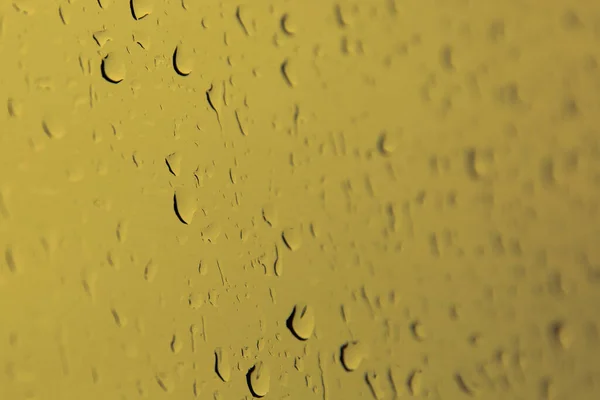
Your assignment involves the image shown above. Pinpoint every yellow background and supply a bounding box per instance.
[0,0,599,399]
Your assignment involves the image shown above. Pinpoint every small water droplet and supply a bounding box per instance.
[101,52,126,84]
[165,152,182,176]
[173,43,194,76]
[13,0,35,15]
[247,361,270,397]
[144,260,157,282]
[281,14,296,35]
[262,205,278,227]
[174,187,196,225]
[281,58,297,87]
[130,0,153,20]
[170,334,182,354]
[188,293,203,309]
[287,303,315,340]
[549,320,573,350]
[215,347,231,382]
[341,341,366,371]
[410,320,426,341]
[201,223,221,243]
[407,369,423,396]
[42,116,66,139]
[155,372,174,393]
[365,370,385,400]
[93,29,112,47]
[377,132,396,155]
[282,227,302,251]
[7,98,23,118]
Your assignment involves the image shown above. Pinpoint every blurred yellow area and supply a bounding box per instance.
[0,0,599,399]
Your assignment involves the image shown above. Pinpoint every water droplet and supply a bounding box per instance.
[155,372,174,393]
[234,109,250,136]
[170,334,182,354]
[201,223,221,243]
[130,0,153,20]
[214,347,231,382]
[235,5,254,36]
[549,320,573,350]
[42,116,66,139]
[13,0,35,15]
[144,259,157,282]
[294,356,305,372]
[365,370,385,400]
[93,30,112,48]
[165,152,182,176]
[377,132,396,155]
[281,58,296,87]
[173,187,196,225]
[173,43,194,76]
[116,220,128,243]
[111,308,126,327]
[247,361,270,397]
[7,98,23,118]
[282,227,302,251]
[281,14,296,35]
[101,52,126,84]
[340,341,366,371]
[5,246,18,273]
[454,371,481,396]
[465,148,494,180]
[58,4,71,25]
[410,320,426,341]
[94,0,110,7]
[188,293,203,309]
[262,205,278,227]
[407,369,423,396]
[287,303,315,340]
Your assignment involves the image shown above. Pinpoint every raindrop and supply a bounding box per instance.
[93,30,112,48]
[42,116,66,139]
[340,341,366,372]
[247,362,270,398]
[280,58,296,87]
[410,320,426,341]
[377,132,396,155]
[173,187,196,225]
[281,14,296,35]
[407,369,423,396]
[173,43,194,76]
[101,53,126,84]
[188,293,203,309]
[262,205,278,227]
[214,347,231,382]
[165,152,182,176]
[130,0,153,20]
[282,227,302,251]
[7,98,23,118]
[286,303,315,340]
